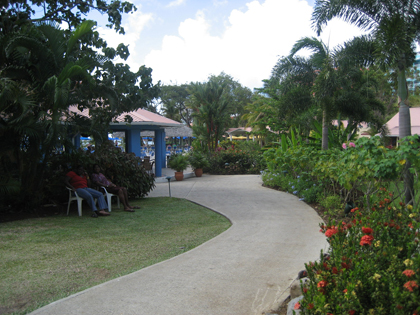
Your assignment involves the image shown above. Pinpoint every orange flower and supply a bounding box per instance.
[403,270,416,277]
[317,280,327,288]
[404,281,418,292]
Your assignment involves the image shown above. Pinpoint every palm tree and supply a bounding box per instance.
[265,55,317,137]
[288,36,379,149]
[312,0,420,202]
[188,80,231,152]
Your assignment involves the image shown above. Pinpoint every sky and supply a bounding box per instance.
[92,0,368,91]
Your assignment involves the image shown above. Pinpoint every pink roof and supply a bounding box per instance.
[385,107,420,137]
[69,105,181,127]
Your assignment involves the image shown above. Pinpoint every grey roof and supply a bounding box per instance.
[140,125,193,137]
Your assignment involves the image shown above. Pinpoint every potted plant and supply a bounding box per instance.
[188,152,209,177]
[167,153,189,181]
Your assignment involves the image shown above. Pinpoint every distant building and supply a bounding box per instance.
[383,107,420,146]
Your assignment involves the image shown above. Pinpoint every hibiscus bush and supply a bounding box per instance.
[297,187,420,314]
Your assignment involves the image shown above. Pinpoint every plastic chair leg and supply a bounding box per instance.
[77,199,83,216]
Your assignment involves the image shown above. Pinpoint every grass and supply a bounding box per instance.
[0,197,231,315]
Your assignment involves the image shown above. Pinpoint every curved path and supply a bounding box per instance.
[30,175,327,315]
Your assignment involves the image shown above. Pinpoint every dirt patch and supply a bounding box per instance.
[1,294,34,314]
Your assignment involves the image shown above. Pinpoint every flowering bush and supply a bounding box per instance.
[298,187,420,314]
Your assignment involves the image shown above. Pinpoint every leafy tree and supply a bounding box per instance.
[242,93,280,145]
[1,0,136,34]
[312,0,420,202]
[159,84,192,126]
[1,21,97,209]
[0,2,159,212]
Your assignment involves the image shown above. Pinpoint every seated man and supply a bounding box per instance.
[65,165,110,217]
[91,164,140,212]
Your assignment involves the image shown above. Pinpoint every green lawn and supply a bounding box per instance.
[0,197,231,315]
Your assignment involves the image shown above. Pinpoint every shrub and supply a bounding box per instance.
[297,188,420,314]
[207,145,265,175]
[319,195,343,218]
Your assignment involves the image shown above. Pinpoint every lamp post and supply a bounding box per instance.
[166,176,172,197]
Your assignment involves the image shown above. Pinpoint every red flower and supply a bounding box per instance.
[362,227,373,234]
[332,267,338,274]
[404,281,419,292]
[349,311,356,315]
[341,262,350,269]
[360,235,374,246]
[317,280,327,288]
[325,228,338,237]
[294,302,300,310]
[308,303,314,309]
[403,270,416,277]
[343,289,348,293]
[351,207,358,213]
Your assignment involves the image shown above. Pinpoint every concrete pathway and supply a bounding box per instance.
[30,174,327,315]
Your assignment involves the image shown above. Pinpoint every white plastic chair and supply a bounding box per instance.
[101,186,120,211]
[66,187,89,216]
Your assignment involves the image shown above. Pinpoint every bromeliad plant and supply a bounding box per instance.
[296,187,420,314]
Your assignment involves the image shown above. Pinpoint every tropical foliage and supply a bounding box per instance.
[0,1,159,213]
[312,0,420,201]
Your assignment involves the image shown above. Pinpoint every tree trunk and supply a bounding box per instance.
[322,109,328,150]
[397,65,413,204]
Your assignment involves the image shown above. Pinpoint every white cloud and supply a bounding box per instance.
[167,0,187,8]
[213,0,228,6]
[140,0,368,90]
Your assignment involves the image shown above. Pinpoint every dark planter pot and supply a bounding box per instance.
[175,171,184,181]
[194,168,203,177]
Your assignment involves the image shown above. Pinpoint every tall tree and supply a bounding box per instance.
[288,36,378,149]
[312,0,420,202]
[207,73,253,128]
[265,55,318,136]
[159,84,192,126]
